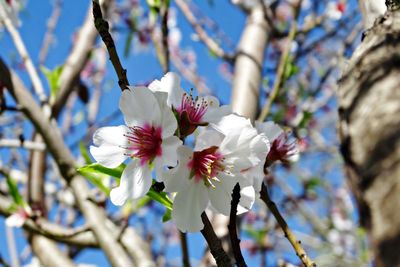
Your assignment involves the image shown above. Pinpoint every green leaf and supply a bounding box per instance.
[298,111,313,129]
[77,163,173,210]
[78,169,111,195]
[124,30,135,58]
[244,227,268,244]
[146,0,162,8]
[5,175,25,207]
[283,59,299,81]
[41,65,63,101]
[162,208,172,222]
[306,176,321,189]
[77,163,125,179]
[79,142,92,165]
[147,188,172,210]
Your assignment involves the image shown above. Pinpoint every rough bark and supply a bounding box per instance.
[338,8,400,267]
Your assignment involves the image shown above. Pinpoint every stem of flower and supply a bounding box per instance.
[200,212,232,267]
[228,183,247,267]
[179,231,191,267]
[92,0,129,91]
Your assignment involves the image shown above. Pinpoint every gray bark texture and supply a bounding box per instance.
[338,7,400,267]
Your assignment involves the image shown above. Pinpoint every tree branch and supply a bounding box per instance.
[0,4,51,117]
[260,183,316,267]
[0,139,45,151]
[52,0,111,117]
[92,0,129,90]
[200,212,232,267]
[0,58,135,267]
[230,5,269,119]
[174,0,234,62]
[228,183,246,267]
[258,1,302,122]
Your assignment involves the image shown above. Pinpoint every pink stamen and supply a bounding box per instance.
[124,124,162,165]
[187,146,224,184]
[177,90,208,124]
[266,133,297,163]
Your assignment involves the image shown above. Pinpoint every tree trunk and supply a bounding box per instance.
[338,6,400,267]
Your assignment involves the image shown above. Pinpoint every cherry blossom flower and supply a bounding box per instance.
[149,72,230,137]
[90,86,182,206]
[255,121,299,167]
[6,206,31,228]
[212,114,270,194]
[326,2,345,21]
[162,115,269,232]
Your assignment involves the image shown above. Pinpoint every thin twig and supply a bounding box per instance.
[0,57,135,267]
[5,226,20,267]
[38,0,62,65]
[174,0,235,62]
[160,0,170,73]
[257,1,302,122]
[92,0,129,90]
[228,183,247,267]
[0,4,51,117]
[0,139,45,151]
[260,183,316,267]
[200,212,232,267]
[179,231,191,267]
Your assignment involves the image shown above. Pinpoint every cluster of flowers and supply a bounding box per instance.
[90,72,298,232]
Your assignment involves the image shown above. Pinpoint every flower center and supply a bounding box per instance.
[177,90,208,124]
[187,146,224,187]
[266,133,296,164]
[125,124,162,165]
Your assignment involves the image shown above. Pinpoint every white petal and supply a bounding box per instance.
[90,145,127,168]
[208,172,238,216]
[90,125,129,168]
[242,164,264,192]
[120,87,162,127]
[194,129,224,151]
[153,91,178,138]
[255,121,283,142]
[5,213,25,228]
[160,136,182,167]
[172,181,209,232]
[92,125,130,147]
[237,186,255,215]
[211,113,252,136]
[110,159,152,205]
[161,146,191,192]
[248,133,270,166]
[148,72,184,108]
[201,95,231,123]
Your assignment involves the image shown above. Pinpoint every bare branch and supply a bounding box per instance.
[0,58,135,267]
[174,0,234,62]
[0,4,51,117]
[228,183,246,267]
[200,212,232,267]
[53,0,111,117]
[0,139,45,151]
[92,0,129,90]
[260,183,316,267]
[258,1,302,122]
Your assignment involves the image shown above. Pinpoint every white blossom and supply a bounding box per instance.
[162,114,269,232]
[90,86,182,205]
